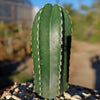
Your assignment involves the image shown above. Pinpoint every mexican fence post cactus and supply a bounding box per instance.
[32,3,72,99]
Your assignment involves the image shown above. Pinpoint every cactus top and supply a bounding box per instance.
[32,3,72,99]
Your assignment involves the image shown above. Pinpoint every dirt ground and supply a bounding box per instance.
[69,40,100,92]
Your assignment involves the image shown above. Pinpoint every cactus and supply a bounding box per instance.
[32,3,72,99]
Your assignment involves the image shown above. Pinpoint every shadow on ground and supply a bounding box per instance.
[90,55,100,93]
[0,55,32,90]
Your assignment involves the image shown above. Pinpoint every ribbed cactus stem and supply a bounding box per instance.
[32,3,72,99]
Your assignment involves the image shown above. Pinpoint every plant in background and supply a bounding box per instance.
[32,3,72,99]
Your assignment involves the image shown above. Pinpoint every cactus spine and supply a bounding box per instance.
[32,3,72,99]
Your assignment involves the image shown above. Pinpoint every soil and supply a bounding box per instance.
[0,82,100,100]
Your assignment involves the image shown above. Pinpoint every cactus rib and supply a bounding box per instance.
[36,10,42,96]
[58,7,63,95]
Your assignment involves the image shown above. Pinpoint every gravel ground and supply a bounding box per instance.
[0,82,100,100]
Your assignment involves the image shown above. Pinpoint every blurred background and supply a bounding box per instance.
[0,0,100,93]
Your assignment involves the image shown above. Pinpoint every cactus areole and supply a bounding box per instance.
[32,3,72,99]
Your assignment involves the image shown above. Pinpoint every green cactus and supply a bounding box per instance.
[32,3,72,99]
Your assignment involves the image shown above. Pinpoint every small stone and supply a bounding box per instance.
[82,92,91,98]
[15,88,19,93]
[94,90,98,93]
[24,95,27,98]
[6,95,12,99]
[1,91,11,99]
[64,92,71,99]
[60,96,64,100]
[15,82,17,85]
[14,84,18,88]
[21,83,26,86]
[96,94,100,97]
[28,83,33,88]
[10,86,15,91]
[71,95,82,100]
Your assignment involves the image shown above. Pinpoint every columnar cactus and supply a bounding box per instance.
[32,3,72,99]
